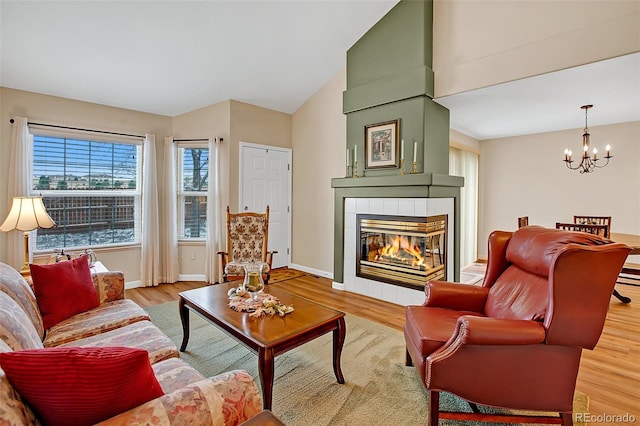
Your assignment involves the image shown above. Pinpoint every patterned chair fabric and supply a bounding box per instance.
[218,206,276,284]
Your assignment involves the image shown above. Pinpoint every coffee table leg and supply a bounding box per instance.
[258,348,275,410]
[179,297,190,352]
[333,316,346,384]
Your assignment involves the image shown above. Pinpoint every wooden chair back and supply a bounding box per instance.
[573,216,611,238]
[517,216,529,228]
[555,222,609,238]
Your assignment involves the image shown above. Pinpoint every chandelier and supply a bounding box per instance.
[563,105,611,173]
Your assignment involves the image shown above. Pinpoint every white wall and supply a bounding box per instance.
[291,68,347,276]
[478,121,640,260]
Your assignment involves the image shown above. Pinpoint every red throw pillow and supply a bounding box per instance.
[0,347,164,426]
[30,256,99,329]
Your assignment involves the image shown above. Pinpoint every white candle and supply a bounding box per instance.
[401,139,404,160]
[413,142,417,163]
[354,145,357,160]
[346,148,350,166]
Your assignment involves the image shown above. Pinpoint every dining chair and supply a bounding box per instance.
[555,222,630,303]
[555,222,609,238]
[517,216,529,228]
[573,216,611,237]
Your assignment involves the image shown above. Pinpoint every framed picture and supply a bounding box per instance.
[364,119,399,169]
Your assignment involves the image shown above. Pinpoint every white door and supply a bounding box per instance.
[240,143,291,269]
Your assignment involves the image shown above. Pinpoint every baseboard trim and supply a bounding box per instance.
[178,274,206,282]
[290,263,333,280]
[125,280,141,289]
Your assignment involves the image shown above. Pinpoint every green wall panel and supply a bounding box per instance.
[346,0,433,89]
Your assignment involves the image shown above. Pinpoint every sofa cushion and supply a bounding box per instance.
[96,370,263,426]
[152,357,206,394]
[0,346,164,426]
[0,262,44,339]
[0,291,44,351]
[30,257,100,329]
[44,299,150,347]
[56,319,179,364]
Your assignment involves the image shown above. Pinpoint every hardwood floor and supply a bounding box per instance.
[127,274,640,420]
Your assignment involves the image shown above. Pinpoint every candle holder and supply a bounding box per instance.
[345,165,352,178]
[400,159,405,175]
[353,160,359,178]
[410,161,418,174]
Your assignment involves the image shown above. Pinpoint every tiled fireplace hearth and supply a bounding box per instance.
[339,197,454,306]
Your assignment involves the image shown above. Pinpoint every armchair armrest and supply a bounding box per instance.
[97,370,262,425]
[455,315,546,345]
[424,281,489,312]
[92,271,125,304]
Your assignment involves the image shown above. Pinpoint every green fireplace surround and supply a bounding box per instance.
[331,174,463,285]
[332,0,464,287]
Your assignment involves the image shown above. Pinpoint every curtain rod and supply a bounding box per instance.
[9,118,145,139]
[173,137,223,142]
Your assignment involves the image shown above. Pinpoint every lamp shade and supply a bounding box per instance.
[0,197,56,232]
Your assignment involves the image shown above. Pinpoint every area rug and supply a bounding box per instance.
[268,267,308,284]
[146,302,588,426]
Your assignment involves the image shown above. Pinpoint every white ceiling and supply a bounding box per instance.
[435,52,640,140]
[0,0,399,116]
[1,1,638,140]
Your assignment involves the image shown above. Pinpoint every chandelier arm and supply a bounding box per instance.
[593,157,611,168]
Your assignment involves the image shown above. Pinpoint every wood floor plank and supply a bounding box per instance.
[126,274,640,419]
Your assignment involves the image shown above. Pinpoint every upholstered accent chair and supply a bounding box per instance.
[217,206,277,284]
[404,226,630,426]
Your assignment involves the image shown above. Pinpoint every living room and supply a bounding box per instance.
[1,0,639,423]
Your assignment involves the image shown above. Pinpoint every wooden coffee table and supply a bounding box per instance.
[179,283,346,410]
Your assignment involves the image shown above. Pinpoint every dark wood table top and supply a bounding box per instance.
[179,283,345,349]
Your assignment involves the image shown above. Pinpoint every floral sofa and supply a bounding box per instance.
[0,261,262,425]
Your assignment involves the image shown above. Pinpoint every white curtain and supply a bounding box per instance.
[161,137,179,283]
[140,134,160,287]
[6,117,33,269]
[450,147,479,268]
[205,137,223,283]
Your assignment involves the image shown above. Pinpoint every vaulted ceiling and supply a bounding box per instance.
[2,1,638,140]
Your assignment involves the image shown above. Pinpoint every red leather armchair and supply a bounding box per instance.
[404,226,631,425]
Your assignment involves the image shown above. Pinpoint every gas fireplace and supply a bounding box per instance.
[356,214,447,291]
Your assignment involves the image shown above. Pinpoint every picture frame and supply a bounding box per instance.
[364,119,399,169]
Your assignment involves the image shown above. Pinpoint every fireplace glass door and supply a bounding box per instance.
[357,214,447,290]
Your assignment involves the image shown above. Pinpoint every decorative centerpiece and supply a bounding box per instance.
[227,287,294,318]
[242,263,265,301]
[225,261,293,317]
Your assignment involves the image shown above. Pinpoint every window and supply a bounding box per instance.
[33,134,141,250]
[178,147,209,239]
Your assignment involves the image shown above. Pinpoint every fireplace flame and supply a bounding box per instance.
[377,235,426,268]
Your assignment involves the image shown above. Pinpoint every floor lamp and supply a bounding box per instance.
[0,196,56,275]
